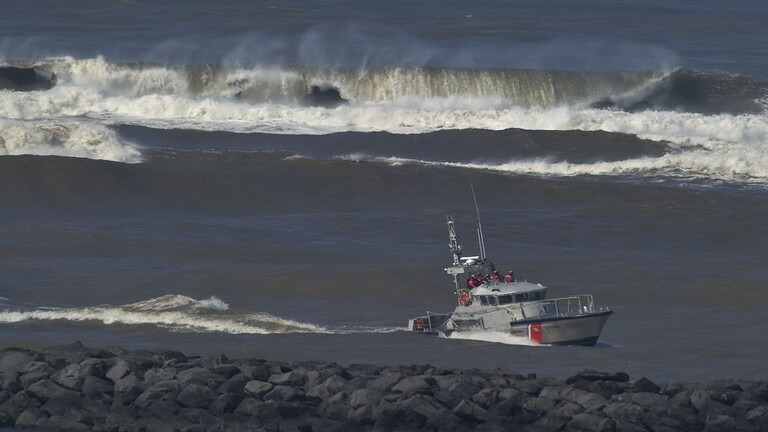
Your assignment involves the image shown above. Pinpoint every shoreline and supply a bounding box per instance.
[0,342,766,431]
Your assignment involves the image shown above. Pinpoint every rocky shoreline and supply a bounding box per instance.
[0,343,765,431]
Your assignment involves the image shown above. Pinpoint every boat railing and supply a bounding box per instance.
[505,294,602,321]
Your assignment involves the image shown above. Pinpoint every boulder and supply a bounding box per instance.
[0,350,33,374]
[632,377,661,393]
[566,370,631,384]
[244,380,273,399]
[219,373,251,395]
[566,412,614,432]
[268,370,307,387]
[209,393,242,416]
[176,383,218,409]
[391,376,432,396]
[113,373,143,405]
[263,385,303,402]
[452,399,487,423]
[27,379,79,403]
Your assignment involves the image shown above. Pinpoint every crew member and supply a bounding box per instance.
[504,271,515,283]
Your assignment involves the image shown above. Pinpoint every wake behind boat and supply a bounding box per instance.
[408,214,612,346]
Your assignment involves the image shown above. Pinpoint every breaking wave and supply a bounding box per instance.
[0,120,141,163]
[443,330,547,347]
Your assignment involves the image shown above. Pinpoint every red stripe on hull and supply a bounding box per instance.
[528,322,542,344]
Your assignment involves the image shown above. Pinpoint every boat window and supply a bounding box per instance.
[479,296,489,306]
[498,294,512,305]
[514,293,524,302]
[488,296,498,306]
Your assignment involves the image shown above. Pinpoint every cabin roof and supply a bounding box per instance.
[472,281,545,296]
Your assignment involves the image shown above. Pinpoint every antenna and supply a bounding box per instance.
[471,184,487,261]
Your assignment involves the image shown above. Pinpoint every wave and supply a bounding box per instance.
[0,119,141,162]
[443,330,547,347]
[4,56,766,113]
[0,294,400,335]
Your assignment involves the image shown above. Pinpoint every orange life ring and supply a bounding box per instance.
[458,290,471,306]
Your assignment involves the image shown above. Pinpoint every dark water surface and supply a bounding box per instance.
[1,1,767,382]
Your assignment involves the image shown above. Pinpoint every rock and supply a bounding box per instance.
[522,397,557,414]
[471,387,499,408]
[176,383,218,408]
[602,401,645,418]
[539,385,591,402]
[616,391,669,410]
[268,370,307,387]
[349,388,380,409]
[263,385,303,402]
[391,376,432,396]
[244,380,273,399]
[105,359,134,382]
[213,365,241,379]
[113,373,143,405]
[176,367,218,386]
[143,367,178,387]
[318,391,348,420]
[566,412,614,432]
[18,362,55,389]
[27,379,80,402]
[367,373,402,393]
[51,360,102,391]
[567,370,631,384]
[452,399,486,423]
[219,373,251,394]
[209,393,242,415]
[15,407,46,427]
[0,350,33,374]
[632,377,661,393]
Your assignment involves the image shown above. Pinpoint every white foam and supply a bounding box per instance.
[0,295,328,335]
[443,330,547,347]
[3,56,768,182]
[0,119,141,163]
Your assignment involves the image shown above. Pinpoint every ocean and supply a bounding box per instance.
[1,0,767,383]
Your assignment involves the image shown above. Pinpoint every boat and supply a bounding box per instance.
[407,212,612,346]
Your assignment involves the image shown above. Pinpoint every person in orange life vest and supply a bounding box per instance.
[467,276,478,289]
[489,270,501,281]
[475,272,486,284]
[504,271,515,283]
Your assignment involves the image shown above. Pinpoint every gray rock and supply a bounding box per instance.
[209,392,242,415]
[615,391,669,410]
[15,407,46,428]
[143,366,178,387]
[391,376,432,395]
[602,401,645,418]
[307,374,347,399]
[566,370,630,383]
[27,378,80,402]
[176,367,218,386]
[452,398,487,423]
[219,372,251,394]
[318,391,348,420]
[632,377,661,393]
[367,373,402,393]
[263,385,303,402]
[522,397,557,414]
[19,362,55,389]
[0,350,33,374]
[575,392,607,412]
[244,380,273,399]
[105,359,133,382]
[471,387,499,408]
[349,388,381,409]
[268,370,308,387]
[539,385,591,402]
[213,365,241,379]
[144,415,193,432]
[113,372,143,404]
[51,360,102,391]
[566,412,614,432]
[176,383,218,408]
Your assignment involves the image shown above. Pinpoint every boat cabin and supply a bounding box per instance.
[471,282,548,306]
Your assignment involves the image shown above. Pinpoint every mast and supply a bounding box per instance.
[446,215,462,266]
[471,184,487,261]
